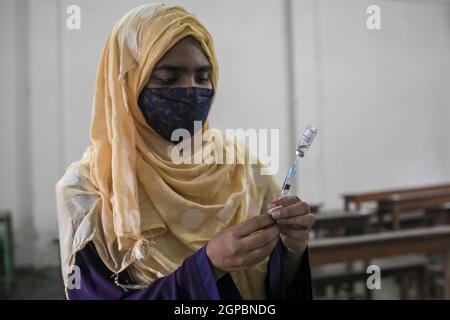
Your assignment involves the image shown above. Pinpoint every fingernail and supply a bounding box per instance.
[268,205,282,214]
[271,210,281,219]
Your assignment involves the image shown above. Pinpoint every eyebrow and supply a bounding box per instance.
[153,64,212,73]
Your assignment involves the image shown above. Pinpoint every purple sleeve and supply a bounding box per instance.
[67,242,240,300]
[266,239,313,300]
[67,240,312,300]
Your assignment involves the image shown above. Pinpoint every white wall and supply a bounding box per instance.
[0,0,35,266]
[293,0,450,208]
[1,0,450,267]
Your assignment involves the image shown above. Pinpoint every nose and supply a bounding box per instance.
[179,74,196,88]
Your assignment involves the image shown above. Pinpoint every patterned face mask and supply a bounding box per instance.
[138,87,214,142]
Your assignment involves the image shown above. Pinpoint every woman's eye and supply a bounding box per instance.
[196,75,210,83]
[157,77,177,85]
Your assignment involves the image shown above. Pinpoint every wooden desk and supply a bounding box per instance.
[309,226,450,299]
[379,191,450,230]
[425,202,450,226]
[342,183,450,211]
[310,203,322,213]
[313,209,372,238]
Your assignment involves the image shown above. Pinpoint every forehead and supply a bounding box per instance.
[154,36,211,68]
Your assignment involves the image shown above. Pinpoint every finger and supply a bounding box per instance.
[280,228,310,242]
[271,201,310,220]
[236,214,276,237]
[267,195,279,209]
[280,233,305,252]
[268,195,300,209]
[277,213,315,228]
[239,236,279,267]
[240,224,280,251]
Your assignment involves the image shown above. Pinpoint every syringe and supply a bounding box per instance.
[268,125,317,214]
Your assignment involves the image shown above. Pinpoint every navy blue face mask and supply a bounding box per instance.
[138,87,214,142]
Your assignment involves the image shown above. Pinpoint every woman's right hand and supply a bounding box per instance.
[206,214,280,280]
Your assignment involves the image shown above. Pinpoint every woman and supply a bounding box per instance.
[56,3,314,300]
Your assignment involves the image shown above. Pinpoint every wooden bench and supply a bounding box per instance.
[309,226,450,299]
[313,209,372,239]
[312,255,427,299]
[425,202,450,226]
[378,191,450,230]
[342,183,450,211]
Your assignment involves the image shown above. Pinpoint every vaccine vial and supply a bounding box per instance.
[296,125,318,158]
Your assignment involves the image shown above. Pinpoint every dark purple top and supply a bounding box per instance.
[67,239,312,300]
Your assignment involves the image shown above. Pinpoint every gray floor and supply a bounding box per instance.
[1,267,65,300]
[314,278,402,300]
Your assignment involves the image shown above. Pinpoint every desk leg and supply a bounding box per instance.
[377,209,384,231]
[392,207,400,230]
[445,250,450,300]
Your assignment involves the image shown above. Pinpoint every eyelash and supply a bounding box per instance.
[158,77,176,85]
[196,76,210,83]
[156,75,210,85]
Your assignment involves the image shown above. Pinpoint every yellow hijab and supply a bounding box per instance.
[56,3,279,299]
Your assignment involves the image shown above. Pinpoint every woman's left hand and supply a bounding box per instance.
[268,196,315,256]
